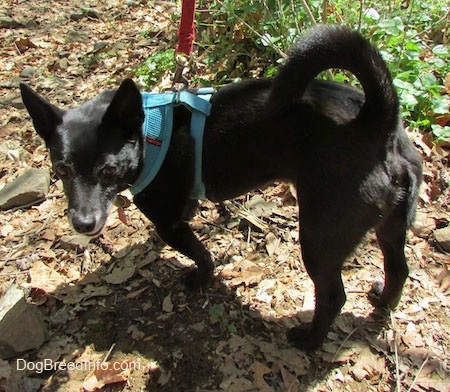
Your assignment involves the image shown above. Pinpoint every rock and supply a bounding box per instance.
[58,58,69,70]
[434,226,450,252]
[24,19,39,28]
[0,16,23,29]
[20,66,39,78]
[10,96,25,109]
[60,235,92,250]
[70,13,84,21]
[0,285,48,359]
[0,168,50,210]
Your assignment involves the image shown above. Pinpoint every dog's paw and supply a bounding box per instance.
[182,268,213,293]
[368,281,403,311]
[368,281,386,309]
[287,325,322,352]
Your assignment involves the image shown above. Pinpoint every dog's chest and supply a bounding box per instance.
[130,90,214,199]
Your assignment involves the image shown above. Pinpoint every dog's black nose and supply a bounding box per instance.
[71,215,98,235]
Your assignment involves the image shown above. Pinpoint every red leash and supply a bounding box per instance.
[176,0,196,56]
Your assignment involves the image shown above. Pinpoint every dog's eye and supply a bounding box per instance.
[55,164,72,180]
[102,165,117,178]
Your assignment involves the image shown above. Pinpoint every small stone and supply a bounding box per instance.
[0,285,48,358]
[0,17,23,29]
[10,96,25,109]
[70,13,84,21]
[0,168,50,210]
[24,19,39,28]
[59,235,92,250]
[58,58,69,70]
[20,66,39,78]
[434,226,450,252]
[190,321,205,332]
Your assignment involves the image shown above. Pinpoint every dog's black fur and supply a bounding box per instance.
[20,25,422,351]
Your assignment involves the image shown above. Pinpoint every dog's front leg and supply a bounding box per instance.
[134,193,214,291]
[154,218,214,291]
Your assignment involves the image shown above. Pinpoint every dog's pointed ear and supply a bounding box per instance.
[102,79,144,135]
[20,83,63,144]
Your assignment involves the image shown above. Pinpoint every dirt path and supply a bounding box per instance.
[0,1,449,391]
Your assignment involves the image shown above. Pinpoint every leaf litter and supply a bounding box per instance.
[0,0,449,391]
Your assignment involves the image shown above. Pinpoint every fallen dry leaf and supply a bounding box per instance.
[437,264,450,293]
[221,259,265,287]
[103,262,136,284]
[83,361,131,391]
[15,37,37,53]
[29,260,67,293]
[162,293,174,313]
[249,361,272,392]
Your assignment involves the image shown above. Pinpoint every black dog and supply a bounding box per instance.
[20,25,422,351]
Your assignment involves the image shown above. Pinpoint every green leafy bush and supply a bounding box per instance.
[136,0,449,138]
[135,48,176,88]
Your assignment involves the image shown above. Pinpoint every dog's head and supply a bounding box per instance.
[20,79,145,236]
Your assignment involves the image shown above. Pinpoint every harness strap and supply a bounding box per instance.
[130,89,213,199]
[185,88,214,199]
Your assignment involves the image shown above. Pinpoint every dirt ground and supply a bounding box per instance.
[0,1,449,391]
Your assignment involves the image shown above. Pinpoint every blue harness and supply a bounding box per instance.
[130,88,214,199]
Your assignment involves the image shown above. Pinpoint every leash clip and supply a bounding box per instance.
[172,53,190,91]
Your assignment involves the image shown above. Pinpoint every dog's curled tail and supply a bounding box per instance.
[270,25,399,132]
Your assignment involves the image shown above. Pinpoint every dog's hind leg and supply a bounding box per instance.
[287,190,377,351]
[288,230,348,351]
[288,214,364,351]
[369,206,409,309]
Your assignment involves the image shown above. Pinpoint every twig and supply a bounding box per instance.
[357,0,364,32]
[407,355,429,392]
[321,0,328,24]
[298,0,318,26]
[197,215,233,233]
[103,343,116,363]
[0,271,28,276]
[223,200,270,232]
[35,207,55,235]
[390,310,401,392]
[332,323,365,363]
[14,42,22,55]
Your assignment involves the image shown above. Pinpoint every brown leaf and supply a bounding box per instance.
[280,365,301,391]
[437,264,450,293]
[162,293,174,313]
[15,37,37,53]
[29,260,67,293]
[83,361,131,391]
[103,262,136,284]
[221,259,265,287]
[249,361,272,392]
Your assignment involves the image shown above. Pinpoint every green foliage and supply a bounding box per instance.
[136,0,449,138]
[209,303,237,334]
[358,6,450,139]
[135,48,176,88]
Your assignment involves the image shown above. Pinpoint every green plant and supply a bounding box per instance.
[135,48,176,88]
[209,303,237,334]
[194,0,449,138]
[360,8,449,139]
[134,1,448,138]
